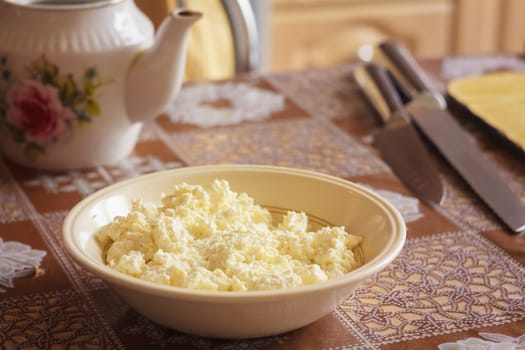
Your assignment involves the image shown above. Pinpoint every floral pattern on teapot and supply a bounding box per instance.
[0,55,111,159]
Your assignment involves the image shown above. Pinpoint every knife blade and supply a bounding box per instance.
[355,63,444,204]
[375,40,525,233]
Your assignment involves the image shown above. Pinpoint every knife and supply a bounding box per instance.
[374,40,525,233]
[354,63,444,204]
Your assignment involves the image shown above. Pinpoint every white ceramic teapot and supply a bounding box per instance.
[0,0,201,170]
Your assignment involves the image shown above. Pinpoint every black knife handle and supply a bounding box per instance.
[375,41,436,98]
[354,63,406,124]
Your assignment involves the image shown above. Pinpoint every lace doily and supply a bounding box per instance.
[165,82,285,128]
[439,332,525,350]
[374,189,422,223]
[0,238,47,292]
[442,55,525,80]
[361,185,422,223]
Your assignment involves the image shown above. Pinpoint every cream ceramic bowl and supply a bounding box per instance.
[62,164,406,339]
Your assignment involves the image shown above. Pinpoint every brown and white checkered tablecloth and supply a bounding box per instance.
[1,56,524,350]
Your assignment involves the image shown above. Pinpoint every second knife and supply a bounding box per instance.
[355,63,444,204]
[374,40,525,233]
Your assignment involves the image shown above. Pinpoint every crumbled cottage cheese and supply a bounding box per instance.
[96,179,362,291]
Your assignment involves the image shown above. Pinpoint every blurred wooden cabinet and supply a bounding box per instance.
[269,0,524,71]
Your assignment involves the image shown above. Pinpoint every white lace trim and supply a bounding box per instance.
[439,332,525,350]
[0,237,47,292]
[165,82,285,128]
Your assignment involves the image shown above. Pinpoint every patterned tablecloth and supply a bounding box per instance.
[1,56,525,350]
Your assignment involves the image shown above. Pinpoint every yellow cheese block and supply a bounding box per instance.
[448,71,525,150]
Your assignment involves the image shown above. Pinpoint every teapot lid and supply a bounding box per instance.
[2,0,125,10]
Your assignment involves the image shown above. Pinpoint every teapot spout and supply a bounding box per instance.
[125,9,201,123]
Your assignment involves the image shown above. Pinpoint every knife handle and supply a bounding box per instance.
[354,63,406,124]
[374,40,436,99]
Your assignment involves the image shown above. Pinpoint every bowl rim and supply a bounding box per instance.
[62,164,406,302]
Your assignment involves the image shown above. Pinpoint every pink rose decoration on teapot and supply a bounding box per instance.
[0,55,111,158]
[6,79,73,145]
